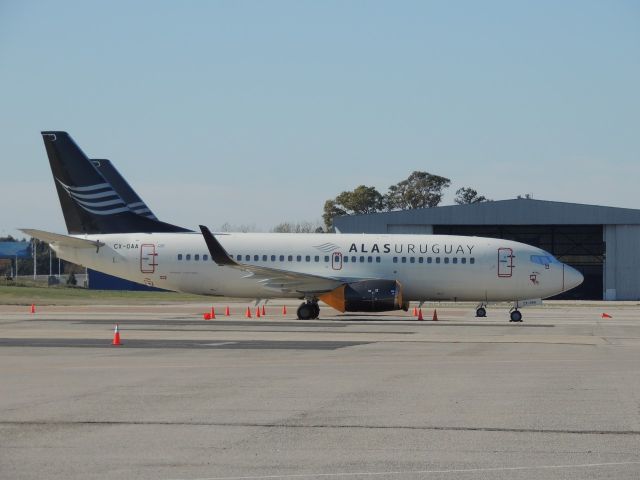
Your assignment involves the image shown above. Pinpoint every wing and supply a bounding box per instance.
[199,225,344,295]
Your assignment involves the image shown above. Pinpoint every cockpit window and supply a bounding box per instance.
[530,254,560,265]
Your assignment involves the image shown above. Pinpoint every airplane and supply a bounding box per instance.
[22,131,584,322]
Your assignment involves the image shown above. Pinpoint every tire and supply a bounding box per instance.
[510,310,523,322]
[297,303,314,320]
[476,307,487,318]
[311,302,320,319]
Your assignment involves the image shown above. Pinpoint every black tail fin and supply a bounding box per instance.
[42,131,191,235]
[91,159,158,221]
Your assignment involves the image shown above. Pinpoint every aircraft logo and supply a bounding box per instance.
[56,178,129,215]
[313,242,341,253]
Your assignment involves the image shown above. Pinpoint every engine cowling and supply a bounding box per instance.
[319,279,409,313]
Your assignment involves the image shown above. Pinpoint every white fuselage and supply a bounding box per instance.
[52,232,583,303]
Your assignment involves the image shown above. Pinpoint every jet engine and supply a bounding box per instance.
[319,279,408,312]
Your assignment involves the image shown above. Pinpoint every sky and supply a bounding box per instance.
[1,0,639,238]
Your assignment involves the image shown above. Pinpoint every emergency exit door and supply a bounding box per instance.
[332,251,343,270]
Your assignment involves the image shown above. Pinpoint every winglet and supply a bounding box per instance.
[199,225,236,266]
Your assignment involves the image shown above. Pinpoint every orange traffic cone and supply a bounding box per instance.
[261,305,266,317]
[210,306,216,319]
[602,313,612,319]
[412,306,418,316]
[225,306,230,316]
[282,305,287,316]
[246,307,252,318]
[432,309,438,321]
[30,304,36,314]
[203,312,212,320]
[417,308,423,321]
[256,307,261,318]
[112,324,121,346]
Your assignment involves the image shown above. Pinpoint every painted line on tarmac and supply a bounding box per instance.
[0,338,368,350]
[2,420,639,436]
[167,461,640,479]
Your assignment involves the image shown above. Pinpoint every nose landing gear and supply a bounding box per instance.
[475,303,487,318]
[297,300,320,320]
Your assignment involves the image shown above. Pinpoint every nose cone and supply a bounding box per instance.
[564,264,584,291]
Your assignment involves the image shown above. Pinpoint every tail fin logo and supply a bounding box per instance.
[56,178,129,215]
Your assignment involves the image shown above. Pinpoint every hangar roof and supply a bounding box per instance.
[334,198,640,230]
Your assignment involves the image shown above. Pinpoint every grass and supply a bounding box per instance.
[0,284,213,306]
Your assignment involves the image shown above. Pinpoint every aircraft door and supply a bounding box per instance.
[498,247,514,278]
[140,244,158,274]
[332,251,343,270]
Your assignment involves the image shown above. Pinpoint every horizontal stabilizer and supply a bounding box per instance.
[20,229,105,250]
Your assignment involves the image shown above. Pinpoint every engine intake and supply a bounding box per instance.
[319,279,408,313]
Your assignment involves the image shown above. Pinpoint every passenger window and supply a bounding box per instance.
[271,255,276,261]
[194,254,200,261]
[351,256,356,263]
[261,255,266,261]
[401,257,406,263]
[444,257,449,264]
[418,257,423,264]
[410,257,415,263]
[253,255,258,261]
[177,254,183,260]
[427,257,432,264]
[305,255,310,262]
[344,256,349,263]
[237,255,242,261]
[280,255,285,261]
[314,256,319,262]
[324,256,329,262]
[203,254,208,261]
[435,257,440,264]
[470,258,475,264]
[452,257,457,264]
[186,254,191,261]
[461,258,466,264]
[359,256,365,263]
[367,256,372,263]
[376,256,381,263]
[296,255,302,262]
[245,255,250,261]
[393,257,398,263]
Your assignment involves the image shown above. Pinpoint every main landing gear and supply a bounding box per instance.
[297,300,320,320]
[509,308,523,322]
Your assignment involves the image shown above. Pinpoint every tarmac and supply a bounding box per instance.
[1,301,639,479]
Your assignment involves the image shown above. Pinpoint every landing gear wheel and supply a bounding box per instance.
[297,302,316,320]
[311,302,320,319]
[476,307,487,318]
[510,310,523,322]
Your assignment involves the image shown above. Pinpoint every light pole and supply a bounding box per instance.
[32,239,37,280]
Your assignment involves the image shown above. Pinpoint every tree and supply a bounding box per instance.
[322,186,384,232]
[384,171,451,210]
[335,185,384,214]
[272,221,323,233]
[454,187,490,205]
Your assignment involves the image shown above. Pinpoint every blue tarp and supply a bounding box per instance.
[0,242,31,259]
